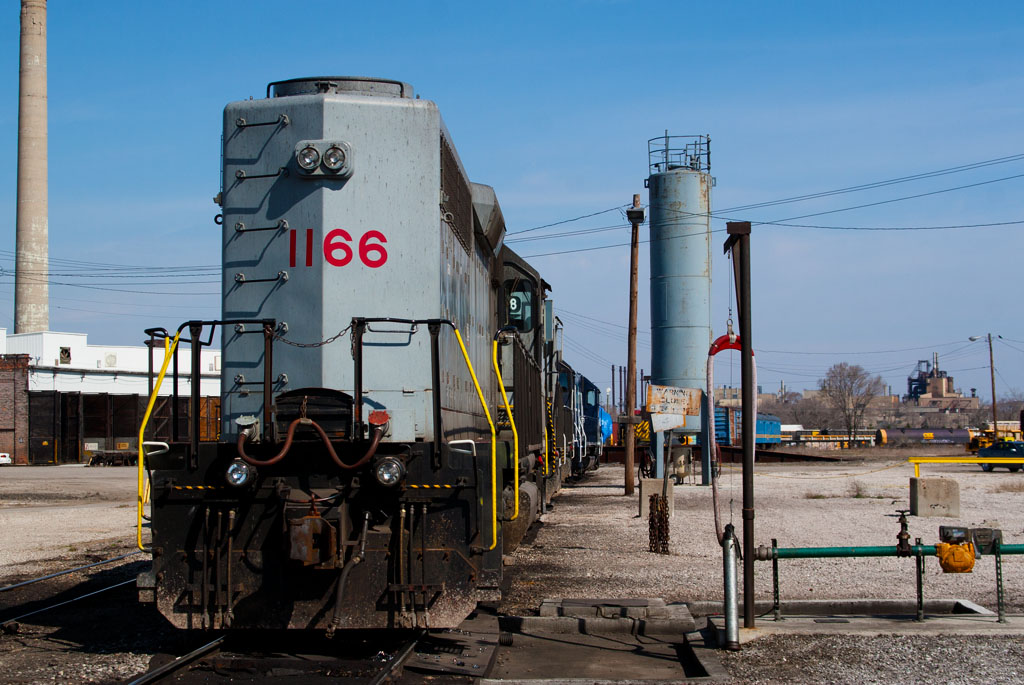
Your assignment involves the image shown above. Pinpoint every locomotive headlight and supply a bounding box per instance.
[226,459,255,487]
[297,145,320,171]
[374,456,406,488]
[322,145,346,171]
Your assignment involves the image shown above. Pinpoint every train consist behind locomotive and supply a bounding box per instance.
[138,77,602,632]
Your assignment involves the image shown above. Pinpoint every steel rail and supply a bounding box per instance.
[0,551,141,593]
[0,578,135,629]
[367,630,425,685]
[125,635,225,685]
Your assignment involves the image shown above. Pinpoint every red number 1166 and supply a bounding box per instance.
[289,229,389,269]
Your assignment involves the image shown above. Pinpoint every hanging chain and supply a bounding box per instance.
[274,325,351,348]
[648,494,670,554]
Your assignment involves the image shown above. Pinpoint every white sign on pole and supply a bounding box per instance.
[646,385,701,416]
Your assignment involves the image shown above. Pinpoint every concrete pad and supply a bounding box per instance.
[709,613,1024,645]
[639,478,675,518]
[485,628,711,683]
[540,597,669,619]
[909,477,960,517]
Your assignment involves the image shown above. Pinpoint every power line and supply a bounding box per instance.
[508,151,1024,241]
[505,223,629,244]
[750,172,1024,226]
[507,206,625,236]
[755,218,1024,231]
[715,152,1024,214]
[523,170,1024,257]
[756,340,974,356]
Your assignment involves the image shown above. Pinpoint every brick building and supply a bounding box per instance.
[0,355,30,464]
[0,330,221,466]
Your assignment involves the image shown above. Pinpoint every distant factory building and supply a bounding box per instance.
[0,329,220,465]
[715,385,777,408]
[903,353,979,413]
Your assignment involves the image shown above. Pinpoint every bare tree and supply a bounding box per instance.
[818,363,885,444]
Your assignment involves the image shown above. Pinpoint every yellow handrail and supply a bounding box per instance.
[453,328,498,551]
[136,332,181,552]
[908,455,1024,478]
[492,338,519,521]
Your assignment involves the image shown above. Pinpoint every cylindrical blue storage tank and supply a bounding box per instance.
[647,134,712,429]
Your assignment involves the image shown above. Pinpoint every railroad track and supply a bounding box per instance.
[126,630,426,684]
[0,552,145,633]
[1,578,136,633]
[126,635,225,685]
[0,551,141,594]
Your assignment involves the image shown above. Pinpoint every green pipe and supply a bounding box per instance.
[758,543,1024,561]
[775,545,933,559]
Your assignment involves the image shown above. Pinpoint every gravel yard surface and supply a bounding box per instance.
[0,465,138,583]
[502,456,1024,614]
[718,633,1024,684]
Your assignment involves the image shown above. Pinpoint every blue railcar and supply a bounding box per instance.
[713,406,781,446]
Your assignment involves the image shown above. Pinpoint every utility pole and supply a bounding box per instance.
[983,333,999,440]
[624,194,645,496]
[970,333,999,441]
[725,220,755,629]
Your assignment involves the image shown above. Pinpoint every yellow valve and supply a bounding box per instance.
[935,541,976,573]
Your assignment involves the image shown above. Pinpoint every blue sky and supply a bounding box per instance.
[1,2,1022,405]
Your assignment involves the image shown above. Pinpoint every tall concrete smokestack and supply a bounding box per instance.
[15,0,48,333]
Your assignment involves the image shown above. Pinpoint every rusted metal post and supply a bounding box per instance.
[624,195,645,496]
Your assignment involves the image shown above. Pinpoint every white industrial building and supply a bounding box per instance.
[0,328,221,396]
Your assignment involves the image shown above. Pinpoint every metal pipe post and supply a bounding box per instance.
[722,523,740,650]
[147,335,154,397]
[262,323,274,442]
[352,318,365,439]
[727,221,755,628]
[189,323,202,463]
[771,538,781,621]
[996,539,1005,623]
[623,195,645,496]
[915,537,925,622]
[429,323,443,468]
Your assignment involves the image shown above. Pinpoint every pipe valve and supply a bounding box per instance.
[235,415,261,444]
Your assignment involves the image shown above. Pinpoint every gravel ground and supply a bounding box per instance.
[0,464,138,582]
[502,457,1024,614]
[718,634,1024,684]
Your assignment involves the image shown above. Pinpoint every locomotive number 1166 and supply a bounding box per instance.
[289,228,389,269]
